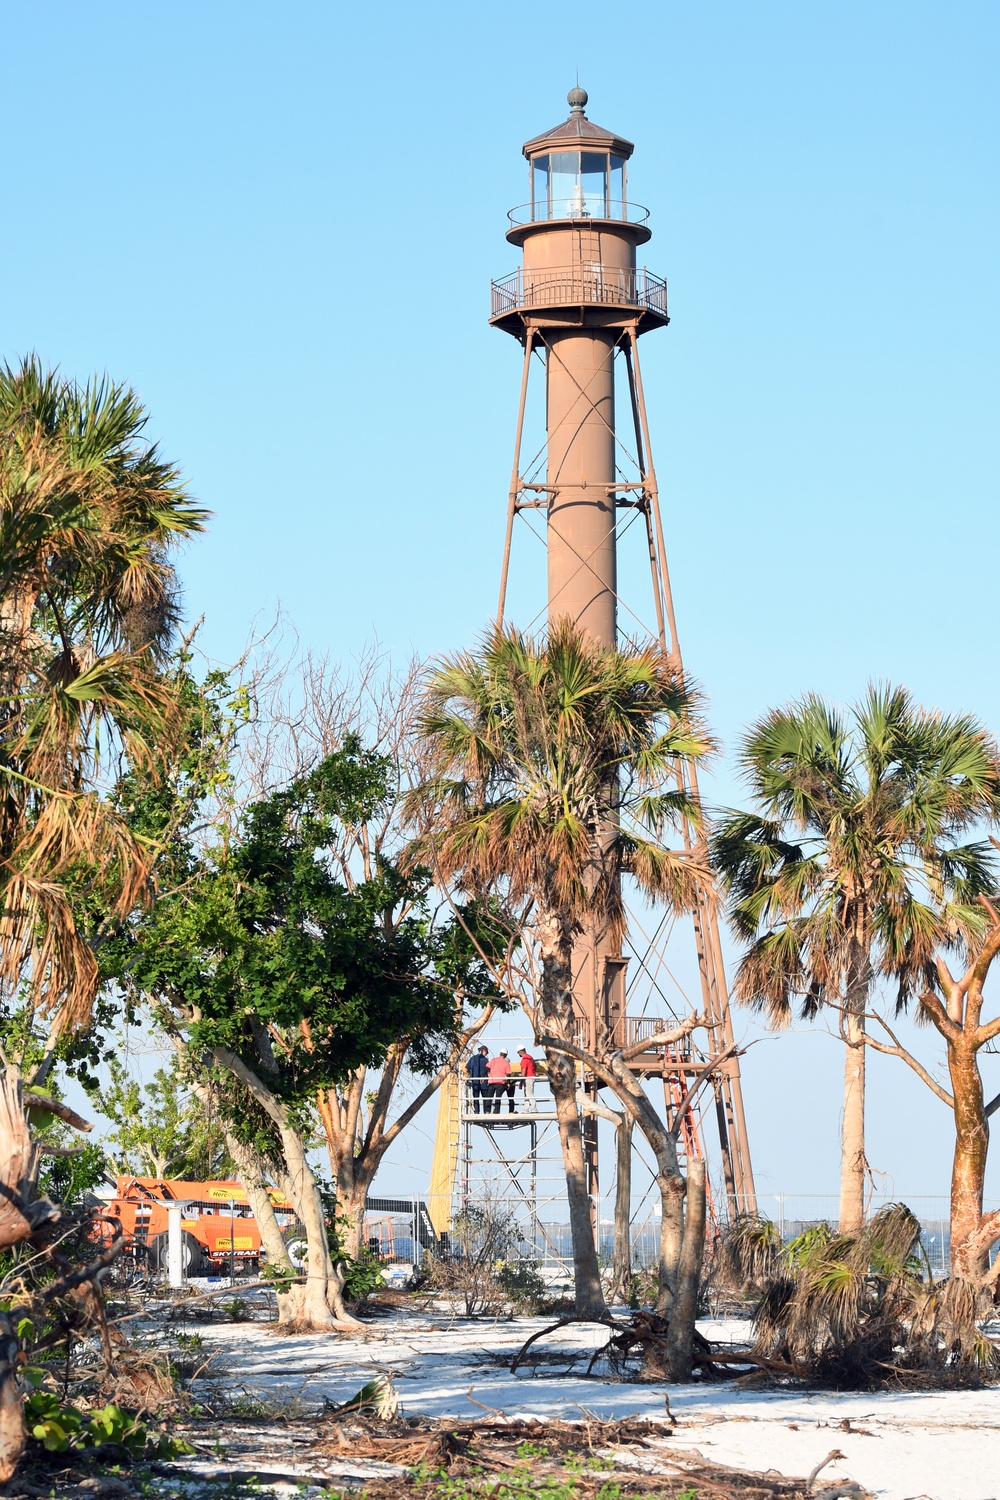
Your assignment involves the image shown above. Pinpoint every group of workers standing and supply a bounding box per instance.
[465,1045,541,1114]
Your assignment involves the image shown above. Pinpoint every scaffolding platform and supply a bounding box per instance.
[461,1107,559,1124]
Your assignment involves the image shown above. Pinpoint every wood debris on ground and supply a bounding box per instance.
[0,1411,872,1498]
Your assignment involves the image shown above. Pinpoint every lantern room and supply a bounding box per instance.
[530,147,627,221]
[507,87,649,238]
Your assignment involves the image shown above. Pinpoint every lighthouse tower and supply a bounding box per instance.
[491,89,756,1216]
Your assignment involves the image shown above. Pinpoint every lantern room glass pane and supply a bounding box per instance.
[610,155,625,216]
[549,151,579,217]
[580,152,608,215]
[531,150,619,219]
[531,155,549,218]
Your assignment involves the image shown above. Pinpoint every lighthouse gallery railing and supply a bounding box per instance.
[491,265,668,320]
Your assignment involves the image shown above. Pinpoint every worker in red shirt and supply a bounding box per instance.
[517,1047,537,1111]
[487,1050,513,1114]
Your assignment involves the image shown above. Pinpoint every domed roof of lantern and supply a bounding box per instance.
[522,88,635,161]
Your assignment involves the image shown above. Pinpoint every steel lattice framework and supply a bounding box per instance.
[434,89,756,1235]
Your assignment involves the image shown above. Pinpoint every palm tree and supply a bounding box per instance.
[409,620,710,1319]
[0,355,205,1479]
[0,355,206,1035]
[712,686,1000,1232]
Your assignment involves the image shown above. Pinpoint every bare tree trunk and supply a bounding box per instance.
[600,1051,685,1311]
[185,1048,305,1319]
[221,1129,298,1312]
[546,1048,606,1318]
[183,1065,293,1275]
[334,1180,369,1262]
[277,1122,359,1328]
[535,909,607,1319]
[0,1312,24,1484]
[839,1009,867,1233]
[656,1172,686,1315]
[206,1046,360,1329]
[610,1113,633,1302]
[0,1069,60,1481]
[861,926,1000,1283]
[947,1039,992,1281]
[665,1158,706,1381]
[839,948,872,1234]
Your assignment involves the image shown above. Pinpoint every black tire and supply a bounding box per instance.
[148,1230,206,1277]
[283,1237,308,1270]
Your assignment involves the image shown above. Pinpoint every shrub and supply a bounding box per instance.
[721,1203,999,1388]
[427,1204,543,1315]
[341,1246,386,1302]
[25,1392,192,1459]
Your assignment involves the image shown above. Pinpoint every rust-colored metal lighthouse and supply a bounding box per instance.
[491,88,757,1217]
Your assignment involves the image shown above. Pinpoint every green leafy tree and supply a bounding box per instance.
[97,1057,235,1182]
[712,686,1000,1232]
[105,734,495,1327]
[409,621,711,1323]
[36,1140,108,1211]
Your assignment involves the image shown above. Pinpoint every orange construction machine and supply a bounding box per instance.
[104,1176,300,1276]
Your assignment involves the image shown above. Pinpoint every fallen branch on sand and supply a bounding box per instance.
[510,1315,621,1374]
[245,1410,875,1499]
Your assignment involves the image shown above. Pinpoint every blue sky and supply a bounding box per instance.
[5,1,999,1206]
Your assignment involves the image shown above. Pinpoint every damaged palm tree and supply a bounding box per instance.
[0,356,205,1476]
[720,1204,998,1387]
[713,687,1000,1234]
[409,621,713,1333]
[0,356,206,1037]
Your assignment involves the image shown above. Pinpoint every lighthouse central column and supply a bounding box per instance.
[545,329,618,645]
[545,327,621,1186]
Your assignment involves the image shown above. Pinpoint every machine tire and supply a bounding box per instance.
[284,1238,308,1270]
[148,1230,206,1278]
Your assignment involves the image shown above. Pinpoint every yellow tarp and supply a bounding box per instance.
[427,1069,459,1239]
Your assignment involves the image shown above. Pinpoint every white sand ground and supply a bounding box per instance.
[183,1311,1000,1500]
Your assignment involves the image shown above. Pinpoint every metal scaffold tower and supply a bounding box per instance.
[429,1064,567,1257]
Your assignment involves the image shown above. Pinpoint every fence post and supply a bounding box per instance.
[166,1205,184,1289]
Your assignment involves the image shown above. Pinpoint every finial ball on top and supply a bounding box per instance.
[567,85,588,113]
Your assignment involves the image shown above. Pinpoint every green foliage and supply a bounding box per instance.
[624,1266,659,1311]
[219,1297,251,1322]
[318,1197,386,1301]
[37,1140,107,1208]
[515,1440,549,1460]
[25,1392,193,1459]
[411,621,710,940]
[495,1259,548,1314]
[259,1261,297,1293]
[713,685,1000,1025]
[106,734,497,1115]
[340,1247,386,1302]
[404,1457,700,1498]
[96,1055,235,1181]
[721,1204,999,1388]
